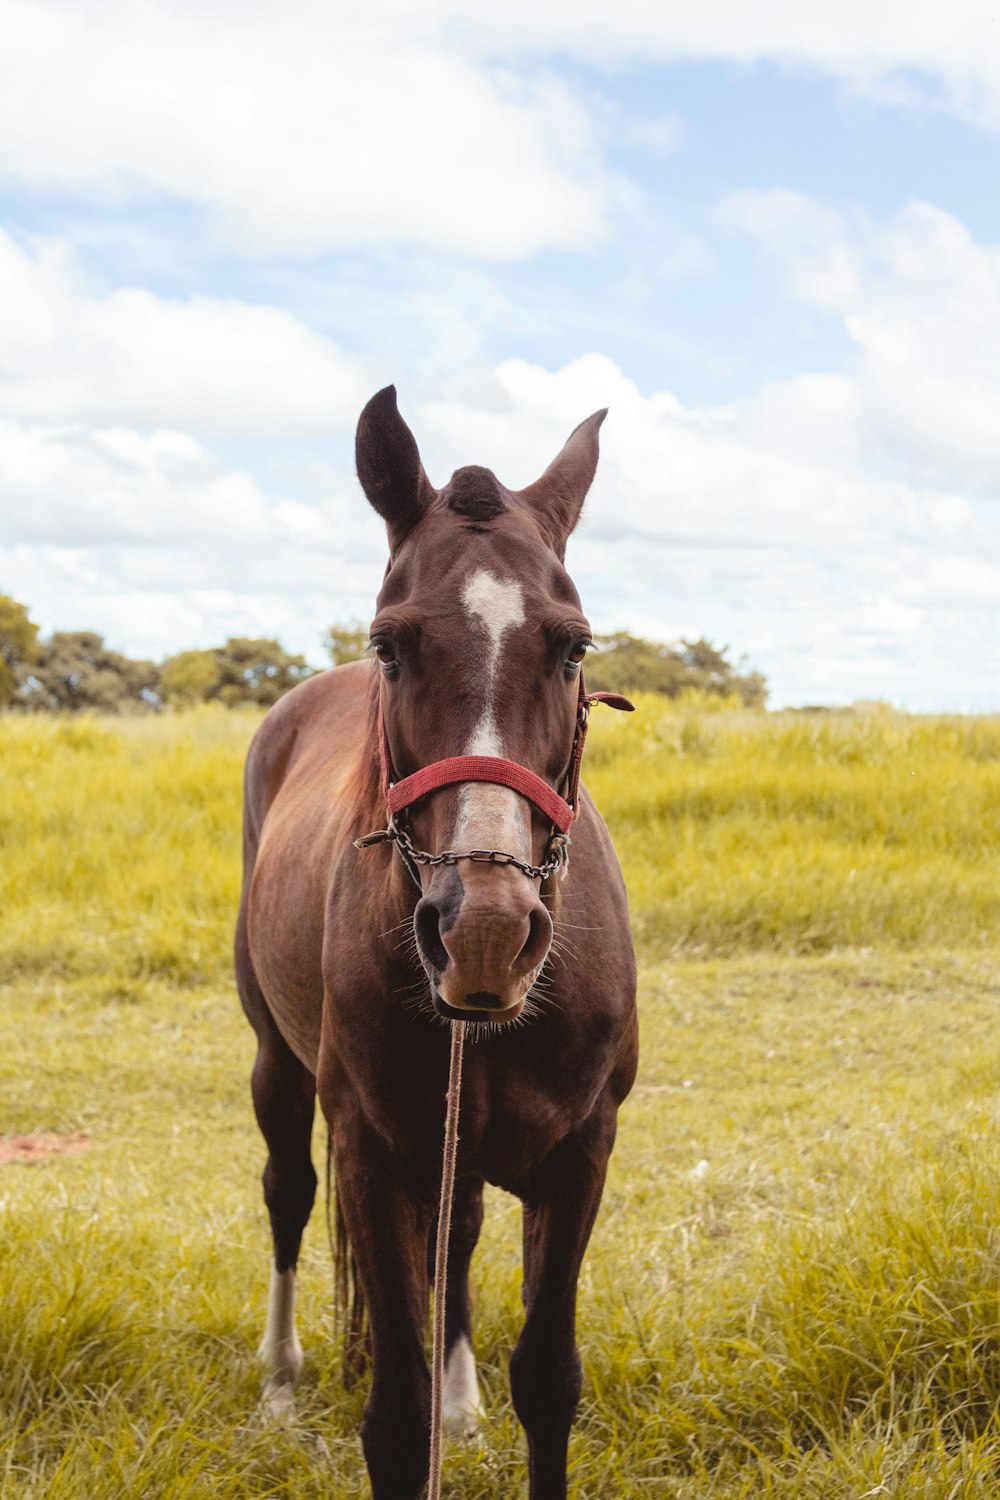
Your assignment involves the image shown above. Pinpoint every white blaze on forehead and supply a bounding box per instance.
[456,568,530,856]
[461,568,526,671]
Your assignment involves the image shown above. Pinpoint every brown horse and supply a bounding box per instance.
[236,387,638,1499]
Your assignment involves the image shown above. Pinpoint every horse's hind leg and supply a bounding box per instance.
[237,913,317,1413]
[429,1174,487,1436]
[252,1033,317,1413]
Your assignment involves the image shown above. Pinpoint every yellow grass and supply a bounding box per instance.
[4,696,1000,988]
[589,695,1000,957]
[0,709,248,987]
[2,696,999,1497]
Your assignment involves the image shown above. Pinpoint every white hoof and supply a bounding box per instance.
[256,1266,304,1414]
[259,1374,298,1422]
[442,1336,486,1440]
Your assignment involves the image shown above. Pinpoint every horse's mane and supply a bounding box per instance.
[330,656,393,1362]
[336,659,384,838]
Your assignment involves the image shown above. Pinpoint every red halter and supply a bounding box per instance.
[358,671,633,882]
[378,672,632,831]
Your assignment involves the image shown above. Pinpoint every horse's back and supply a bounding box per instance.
[240,660,373,1072]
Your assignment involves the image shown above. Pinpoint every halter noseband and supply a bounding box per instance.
[354,672,633,884]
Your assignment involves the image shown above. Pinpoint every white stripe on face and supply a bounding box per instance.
[454,568,529,856]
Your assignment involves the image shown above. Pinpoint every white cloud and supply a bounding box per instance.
[3,177,1000,708]
[386,0,1000,128]
[0,1,609,259]
[410,306,1000,708]
[4,334,999,708]
[719,192,1000,493]
[2,0,999,268]
[620,115,683,153]
[0,230,367,432]
[1,422,272,547]
[0,420,387,662]
[716,191,862,312]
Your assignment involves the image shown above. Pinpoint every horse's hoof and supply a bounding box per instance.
[442,1335,486,1441]
[443,1406,485,1442]
[255,1323,304,1411]
[258,1376,297,1422]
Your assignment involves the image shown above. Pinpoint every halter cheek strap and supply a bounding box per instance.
[355,673,634,882]
[560,687,633,819]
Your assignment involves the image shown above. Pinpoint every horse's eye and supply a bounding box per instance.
[566,641,590,672]
[371,638,398,671]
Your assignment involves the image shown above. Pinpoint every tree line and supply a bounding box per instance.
[0,594,766,712]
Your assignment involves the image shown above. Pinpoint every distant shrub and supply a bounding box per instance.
[586,632,767,705]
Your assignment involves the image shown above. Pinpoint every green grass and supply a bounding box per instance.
[2,701,1000,1496]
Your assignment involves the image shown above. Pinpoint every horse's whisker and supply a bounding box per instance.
[380,918,415,939]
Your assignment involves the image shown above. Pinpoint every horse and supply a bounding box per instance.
[235,386,638,1499]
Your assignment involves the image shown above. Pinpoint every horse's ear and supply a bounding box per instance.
[356,385,435,550]
[517,409,608,557]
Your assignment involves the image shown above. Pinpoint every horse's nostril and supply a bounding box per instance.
[414,899,449,973]
[513,906,553,978]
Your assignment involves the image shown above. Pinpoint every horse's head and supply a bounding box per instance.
[357,386,607,1026]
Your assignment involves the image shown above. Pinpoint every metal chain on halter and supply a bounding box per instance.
[355,818,571,882]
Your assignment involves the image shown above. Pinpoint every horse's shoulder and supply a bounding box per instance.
[252,660,367,749]
[244,661,372,821]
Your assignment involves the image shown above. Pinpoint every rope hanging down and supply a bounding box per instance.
[428,1019,466,1500]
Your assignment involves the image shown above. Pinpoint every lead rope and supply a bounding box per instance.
[429,1019,466,1500]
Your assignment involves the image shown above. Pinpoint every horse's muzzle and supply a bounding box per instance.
[431,990,516,1025]
[414,874,553,1024]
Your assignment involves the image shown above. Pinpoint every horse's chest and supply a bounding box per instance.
[330,1013,614,1192]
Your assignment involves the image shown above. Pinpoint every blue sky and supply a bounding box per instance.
[2,1,999,707]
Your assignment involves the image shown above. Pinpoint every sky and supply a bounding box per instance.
[1,1,999,709]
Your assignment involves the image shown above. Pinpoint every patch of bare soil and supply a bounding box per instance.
[0,1131,91,1164]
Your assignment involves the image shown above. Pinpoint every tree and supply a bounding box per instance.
[213,637,313,707]
[324,623,369,666]
[0,594,40,708]
[18,631,160,713]
[161,649,223,707]
[585,632,767,706]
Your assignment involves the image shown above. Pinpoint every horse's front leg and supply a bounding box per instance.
[510,1102,617,1500]
[332,1111,434,1500]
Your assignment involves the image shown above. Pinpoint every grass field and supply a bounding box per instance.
[2,698,999,1497]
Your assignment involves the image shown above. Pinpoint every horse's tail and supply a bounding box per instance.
[327,1128,369,1384]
